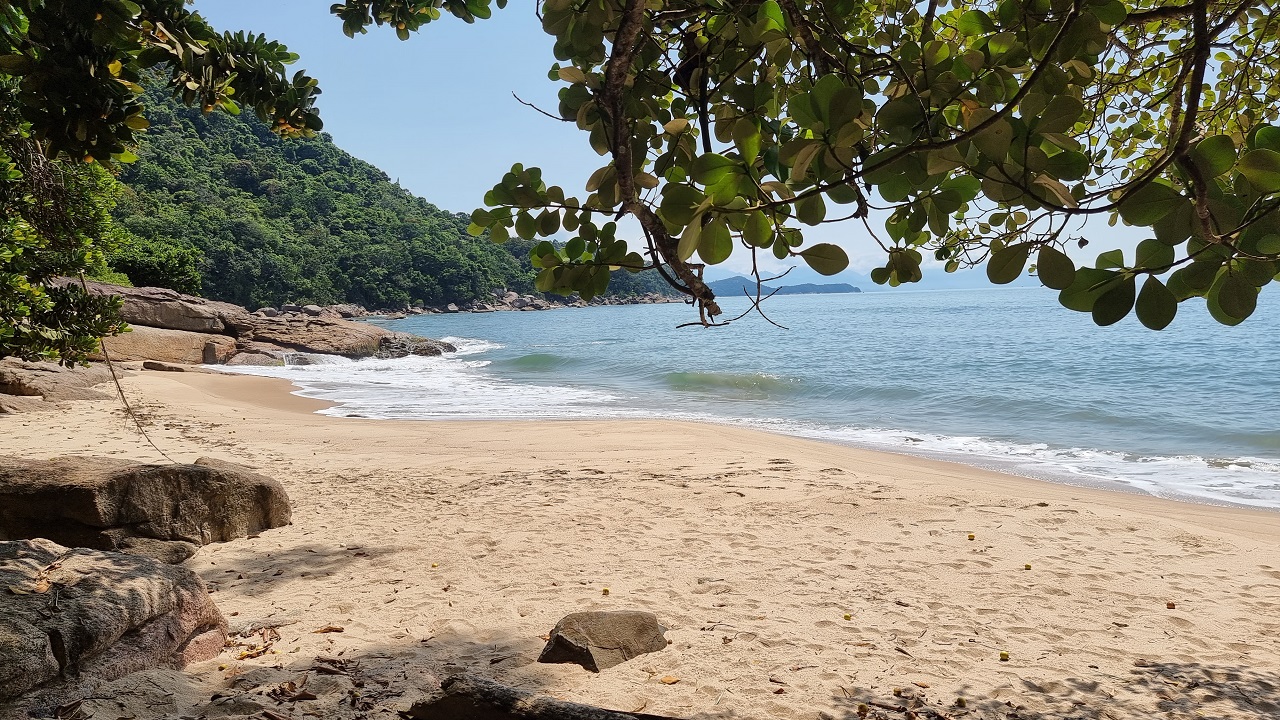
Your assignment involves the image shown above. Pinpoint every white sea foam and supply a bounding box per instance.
[214,330,1280,510]
[753,419,1280,509]
[215,340,622,419]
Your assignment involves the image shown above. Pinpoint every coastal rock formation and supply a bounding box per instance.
[537,611,668,672]
[94,325,238,365]
[375,334,458,359]
[0,456,291,563]
[65,279,455,363]
[404,674,684,720]
[0,539,227,703]
[66,278,255,335]
[0,359,116,403]
[246,315,390,357]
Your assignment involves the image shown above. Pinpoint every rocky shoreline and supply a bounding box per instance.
[65,279,456,368]
[326,289,683,320]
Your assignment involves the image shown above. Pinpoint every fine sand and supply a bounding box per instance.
[3,370,1279,719]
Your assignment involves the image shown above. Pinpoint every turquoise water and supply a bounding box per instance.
[220,288,1280,509]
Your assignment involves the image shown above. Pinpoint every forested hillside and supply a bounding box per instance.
[109,87,669,310]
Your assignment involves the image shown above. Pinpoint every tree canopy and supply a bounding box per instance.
[0,0,325,363]
[336,0,1280,329]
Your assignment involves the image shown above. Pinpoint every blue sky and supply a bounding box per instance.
[195,2,1132,287]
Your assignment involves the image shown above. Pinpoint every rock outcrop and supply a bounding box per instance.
[537,611,668,672]
[0,456,291,563]
[375,334,458,359]
[63,279,459,364]
[0,539,226,703]
[94,325,238,365]
[0,359,116,404]
[65,278,255,335]
[245,315,390,357]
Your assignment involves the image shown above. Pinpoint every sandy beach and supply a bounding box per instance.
[3,369,1278,719]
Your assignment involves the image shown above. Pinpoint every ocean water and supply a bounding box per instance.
[219,288,1280,509]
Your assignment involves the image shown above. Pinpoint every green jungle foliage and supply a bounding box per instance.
[111,86,532,310]
[1,0,321,363]
[112,86,677,309]
[0,83,128,365]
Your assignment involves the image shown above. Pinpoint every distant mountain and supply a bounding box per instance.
[707,276,860,298]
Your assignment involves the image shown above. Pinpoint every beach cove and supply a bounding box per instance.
[3,369,1277,719]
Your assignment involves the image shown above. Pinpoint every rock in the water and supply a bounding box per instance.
[94,325,237,365]
[0,539,226,703]
[375,334,458,359]
[0,456,291,560]
[247,315,391,357]
[0,358,116,402]
[537,611,668,672]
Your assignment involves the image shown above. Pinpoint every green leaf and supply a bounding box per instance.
[676,221,701,261]
[1190,135,1237,178]
[732,118,761,162]
[1096,248,1124,269]
[957,10,997,36]
[1092,275,1136,326]
[1059,268,1122,312]
[515,211,536,240]
[1135,276,1177,330]
[743,210,772,247]
[698,219,732,265]
[987,243,1030,284]
[1257,234,1280,255]
[1252,125,1280,152]
[691,153,739,186]
[799,243,849,276]
[1117,182,1184,226]
[1092,0,1128,26]
[1036,96,1084,135]
[1133,239,1174,270]
[659,183,706,226]
[1210,272,1257,320]
[876,98,924,144]
[796,194,827,225]
[1238,149,1280,193]
[1036,245,1076,289]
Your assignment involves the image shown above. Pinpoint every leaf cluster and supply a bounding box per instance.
[377,0,1280,328]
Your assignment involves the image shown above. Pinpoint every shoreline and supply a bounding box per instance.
[4,369,1279,719]
[228,365,1280,515]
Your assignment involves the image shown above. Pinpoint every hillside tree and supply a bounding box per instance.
[0,0,322,363]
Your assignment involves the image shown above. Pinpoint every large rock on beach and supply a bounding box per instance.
[0,539,227,703]
[537,611,668,672]
[246,315,391,357]
[0,456,291,562]
[66,278,254,335]
[0,358,115,403]
[94,325,238,365]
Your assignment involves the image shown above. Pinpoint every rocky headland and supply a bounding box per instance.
[64,279,456,368]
